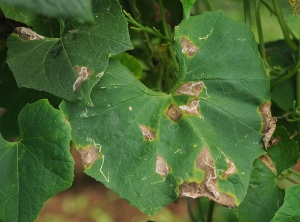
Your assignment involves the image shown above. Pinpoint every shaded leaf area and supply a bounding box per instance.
[0,45,61,140]
[0,4,61,38]
[235,127,299,222]
[61,11,269,215]
[272,184,300,222]
[0,100,74,222]
[0,0,94,24]
[6,0,132,106]
[267,40,297,111]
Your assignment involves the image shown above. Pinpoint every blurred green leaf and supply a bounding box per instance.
[0,0,94,24]
[112,53,142,79]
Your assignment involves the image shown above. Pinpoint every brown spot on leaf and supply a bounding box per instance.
[73,66,92,94]
[139,125,156,141]
[181,37,199,56]
[176,81,204,97]
[0,108,6,117]
[179,99,199,116]
[268,136,281,147]
[259,102,277,149]
[179,147,236,208]
[155,155,170,178]
[166,104,182,122]
[78,146,100,167]
[222,159,237,179]
[259,154,276,173]
[14,27,45,40]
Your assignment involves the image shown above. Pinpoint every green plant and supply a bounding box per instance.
[0,0,300,221]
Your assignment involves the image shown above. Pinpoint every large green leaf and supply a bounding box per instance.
[0,0,94,24]
[234,127,299,222]
[6,0,132,106]
[272,184,300,222]
[60,11,270,215]
[0,100,74,222]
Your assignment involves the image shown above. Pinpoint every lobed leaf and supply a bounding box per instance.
[0,100,74,222]
[6,0,133,106]
[60,11,270,215]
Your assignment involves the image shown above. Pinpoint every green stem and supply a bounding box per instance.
[255,0,266,62]
[207,200,215,222]
[271,62,300,92]
[288,168,300,178]
[58,18,65,37]
[157,0,179,74]
[261,0,298,41]
[124,10,172,42]
[243,0,251,27]
[197,198,206,222]
[272,0,298,51]
[186,198,197,222]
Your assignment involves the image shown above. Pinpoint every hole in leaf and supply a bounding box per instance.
[78,146,100,167]
[155,154,170,178]
[179,147,236,208]
[73,66,92,94]
[259,102,277,149]
[165,104,182,122]
[180,37,199,56]
[139,125,156,141]
[14,27,45,40]
[176,81,204,97]
[179,99,199,116]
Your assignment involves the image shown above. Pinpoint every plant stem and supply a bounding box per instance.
[157,0,179,74]
[255,0,266,62]
[271,62,300,92]
[261,0,298,41]
[243,0,251,27]
[186,198,197,222]
[272,0,298,51]
[207,200,215,222]
[197,198,206,222]
[124,10,172,42]
[58,18,65,37]
[289,168,300,177]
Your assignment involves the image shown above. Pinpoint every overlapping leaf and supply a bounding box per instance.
[6,0,132,106]
[0,100,74,222]
[235,127,299,222]
[272,184,300,222]
[60,11,270,215]
[0,0,94,24]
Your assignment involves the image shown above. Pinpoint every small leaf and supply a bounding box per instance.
[61,11,270,215]
[0,99,74,222]
[234,126,299,222]
[111,53,143,79]
[6,0,133,106]
[272,184,300,222]
[0,0,94,24]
